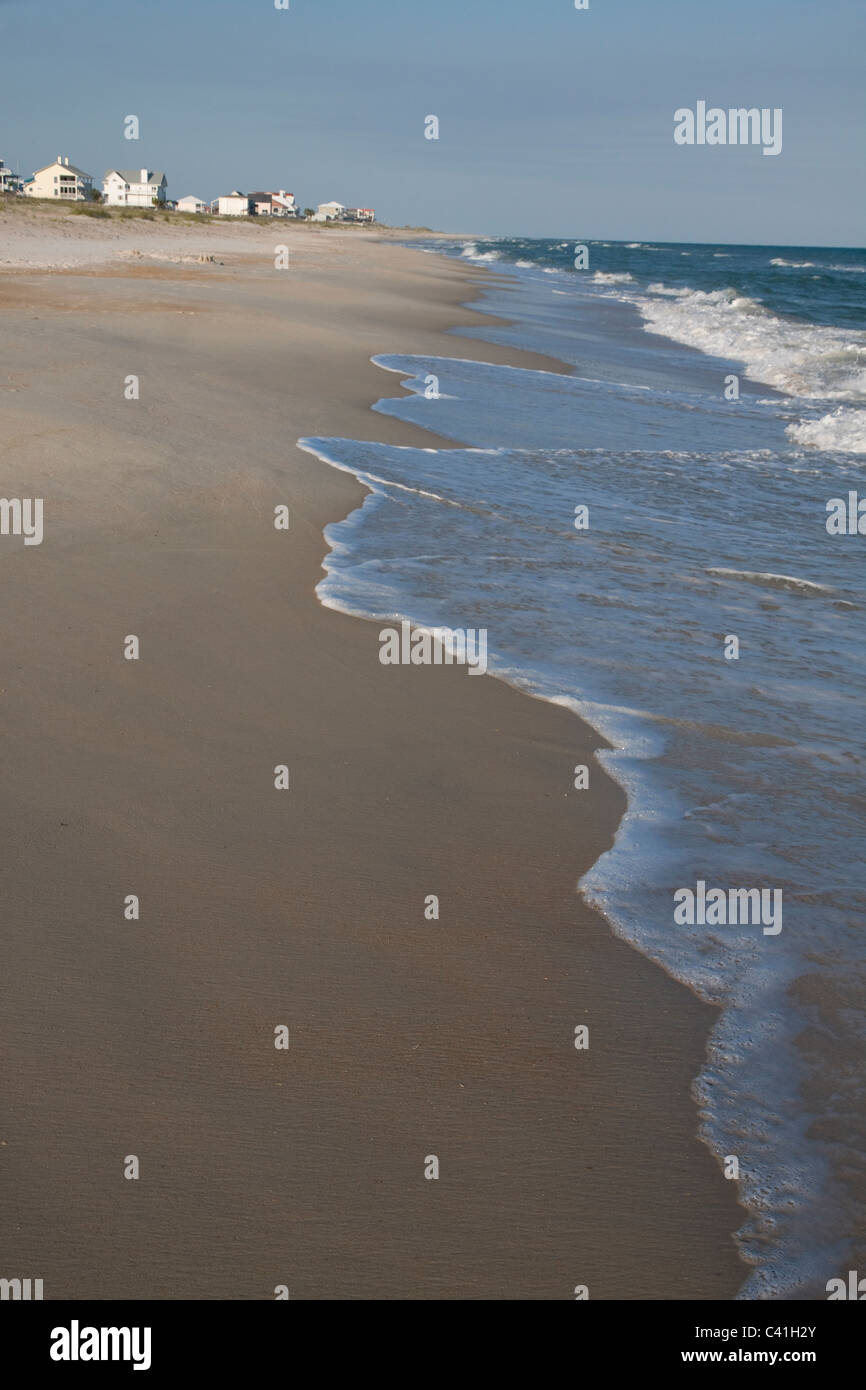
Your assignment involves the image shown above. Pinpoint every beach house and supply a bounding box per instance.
[25,156,93,201]
[103,169,168,207]
[313,201,346,222]
[272,190,299,217]
[248,190,299,217]
[176,195,208,214]
[249,192,276,217]
[0,159,20,194]
[345,208,376,223]
[217,192,251,216]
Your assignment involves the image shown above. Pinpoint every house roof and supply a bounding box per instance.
[35,161,91,178]
[177,194,205,203]
[104,169,166,184]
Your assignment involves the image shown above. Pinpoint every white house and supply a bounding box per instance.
[0,159,19,194]
[313,200,345,222]
[218,191,251,216]
[345,207,376,223]
[177,195,207,214]
[25,156,92,201]
[103,168,167,207]
[271,190,299,217]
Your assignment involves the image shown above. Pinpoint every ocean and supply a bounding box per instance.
[300,238,866,1298]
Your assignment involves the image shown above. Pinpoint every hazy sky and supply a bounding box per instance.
[1,0,863,244]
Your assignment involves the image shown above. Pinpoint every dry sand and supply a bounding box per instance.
[0,214,746,1298]
[0,202,458,271]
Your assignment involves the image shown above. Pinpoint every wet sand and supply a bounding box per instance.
[0,221,745,1298]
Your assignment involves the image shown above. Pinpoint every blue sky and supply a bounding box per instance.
[1,0,863,244]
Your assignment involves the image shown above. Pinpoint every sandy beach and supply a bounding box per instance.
[0,211,745,1298]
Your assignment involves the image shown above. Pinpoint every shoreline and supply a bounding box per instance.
[0,222,746,1297]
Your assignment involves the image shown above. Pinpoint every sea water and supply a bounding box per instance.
[300,238,866,1298]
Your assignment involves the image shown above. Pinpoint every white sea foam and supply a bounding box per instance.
[786,405,866,453]
[591,270,634,284]
[705,567,836,595]
[630,284,866,403]
[460,242,502,262]
[767,258,866,274]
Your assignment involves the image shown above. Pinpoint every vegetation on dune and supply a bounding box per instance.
[0,199,218,224]
[0,196,389,232]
